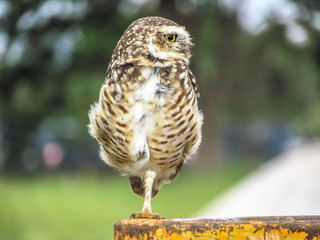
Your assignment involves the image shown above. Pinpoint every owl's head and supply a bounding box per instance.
[149,23,192,64]
[114,17,193,67]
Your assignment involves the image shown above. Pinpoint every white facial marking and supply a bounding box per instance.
[147,25,190,61]
[165,26,190,40]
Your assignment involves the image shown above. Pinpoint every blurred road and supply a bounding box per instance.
[196,141,320,217]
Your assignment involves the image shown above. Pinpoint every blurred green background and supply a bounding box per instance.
[1,0,320,239]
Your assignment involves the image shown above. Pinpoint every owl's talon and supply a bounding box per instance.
[157,213,165,219]
[130,212,164,219]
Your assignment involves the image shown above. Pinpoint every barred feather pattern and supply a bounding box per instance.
[89,17,203,211]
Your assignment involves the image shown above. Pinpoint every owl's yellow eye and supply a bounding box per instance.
[164,34,177,42]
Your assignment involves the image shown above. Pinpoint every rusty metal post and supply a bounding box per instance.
[114,216,320,239]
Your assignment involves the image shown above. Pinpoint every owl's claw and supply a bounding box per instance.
[130,212,164,219]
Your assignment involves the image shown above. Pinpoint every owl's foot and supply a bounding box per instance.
[130,171,165,220]
[130,212,164,219]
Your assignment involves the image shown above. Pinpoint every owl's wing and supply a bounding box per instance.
[188,69,200,98]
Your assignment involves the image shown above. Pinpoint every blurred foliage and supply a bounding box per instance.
[0,0,320,171]
[0,163,254,239]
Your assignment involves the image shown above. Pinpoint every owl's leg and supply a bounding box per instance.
[142,170,156,213]
[130,170,163,219]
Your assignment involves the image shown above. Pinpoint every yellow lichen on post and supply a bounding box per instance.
[114,216,320,240]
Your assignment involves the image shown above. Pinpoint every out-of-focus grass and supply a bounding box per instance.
[0,163,255,240]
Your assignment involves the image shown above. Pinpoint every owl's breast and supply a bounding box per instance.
[92,64,201,177]
[132,66,170,105]
[128,66,201,172]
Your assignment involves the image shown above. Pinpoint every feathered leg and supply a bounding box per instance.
[142,170,156,213]
[130,170,162,219]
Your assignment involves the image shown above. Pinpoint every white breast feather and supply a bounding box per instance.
[127,67,162,173]
[134,67,159,102]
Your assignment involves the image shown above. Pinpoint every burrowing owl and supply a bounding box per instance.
[89,16,203,218]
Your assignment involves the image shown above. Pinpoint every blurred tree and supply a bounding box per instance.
[0,0,121,171]
[159,0,320,166]
[0,0,319,172]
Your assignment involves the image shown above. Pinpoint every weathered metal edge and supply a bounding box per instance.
[114,216,320,240]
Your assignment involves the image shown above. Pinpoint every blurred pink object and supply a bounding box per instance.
[42,142,64,169]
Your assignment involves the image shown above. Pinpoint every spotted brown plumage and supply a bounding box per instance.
[89,16,203,218]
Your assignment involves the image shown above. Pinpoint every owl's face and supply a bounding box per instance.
[111,17,193,68]
[149,25,192,63]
